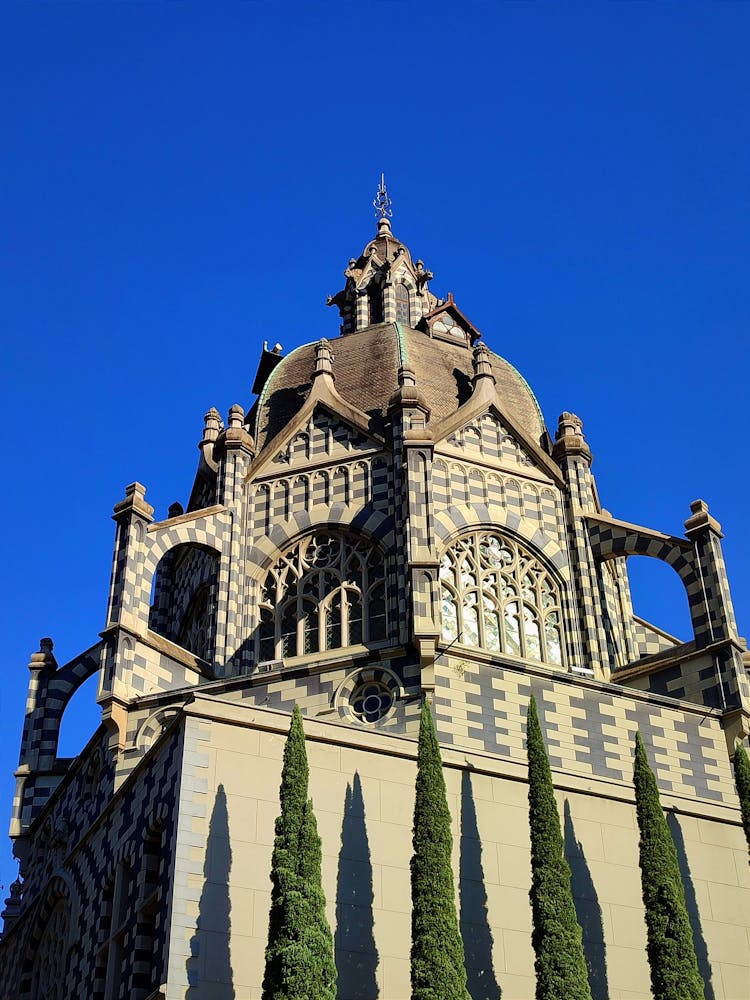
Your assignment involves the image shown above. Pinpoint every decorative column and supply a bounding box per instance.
[100,483,154,747]
[105,482,154,634]
[683,500,739,645]
[683,501,749,740]
[213,405,255,676]
[9,639,58,846]
[552,412,609,676]
[388,366,437,692]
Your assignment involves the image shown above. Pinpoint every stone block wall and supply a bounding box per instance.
[168,698,748,1000]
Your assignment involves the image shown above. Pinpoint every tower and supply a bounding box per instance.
[1,185,748,1000]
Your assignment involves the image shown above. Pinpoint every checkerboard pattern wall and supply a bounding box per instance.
[433,656,737,805]
[631,616,680,658]
[12,642,104,836]
[0,725,183,999]
[446,411,537,469]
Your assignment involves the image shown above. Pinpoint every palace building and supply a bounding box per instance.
[1,184,748,999]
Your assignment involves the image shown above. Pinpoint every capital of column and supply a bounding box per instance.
[28,638,56,673]
[684,498,723,539]
[112,482,154,522]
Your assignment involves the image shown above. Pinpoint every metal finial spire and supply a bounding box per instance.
[373,172,393,220]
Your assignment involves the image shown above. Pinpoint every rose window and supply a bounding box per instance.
[350,680,395,724]
[335,666,401,726]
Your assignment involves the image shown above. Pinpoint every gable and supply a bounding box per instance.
[267,406,379,471]
[443,411,539,472]
[421,295,481,346]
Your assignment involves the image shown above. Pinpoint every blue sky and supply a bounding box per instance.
[1,2,748,892]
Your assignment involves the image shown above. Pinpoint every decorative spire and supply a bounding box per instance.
[328,176,438,334]
[472,343,495,383]
[202,408,222,444]
[373,172,393,220]
[227,404,245,430]
[684,498,723,538]
[313,338,335,382]
[551,411,592,466]
[29,638,56,673]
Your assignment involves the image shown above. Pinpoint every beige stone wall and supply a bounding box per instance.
[167,698,749,1000]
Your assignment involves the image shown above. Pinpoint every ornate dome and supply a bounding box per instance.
[251,183,547,457]
[251,322,546,456]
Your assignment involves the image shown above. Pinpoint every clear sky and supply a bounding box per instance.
[1,2,748,893]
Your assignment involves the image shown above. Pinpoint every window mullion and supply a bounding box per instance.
[341,587,349,646]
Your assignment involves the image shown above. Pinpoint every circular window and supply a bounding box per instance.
[351,680,395,724]
[335,666,401,727]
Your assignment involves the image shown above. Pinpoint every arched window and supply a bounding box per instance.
[258,532,389,662]
[439,532,564,666]
[30,898,69,1000]
[368,283,383,325]
[395,282,410,325]
[177,583,214,661]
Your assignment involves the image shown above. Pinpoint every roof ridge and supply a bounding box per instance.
[394,322,408,368]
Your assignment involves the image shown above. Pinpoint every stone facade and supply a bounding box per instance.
[1,207,748,1000]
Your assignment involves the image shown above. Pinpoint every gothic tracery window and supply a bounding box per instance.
[258,533,389,663]
[439,532,564,666]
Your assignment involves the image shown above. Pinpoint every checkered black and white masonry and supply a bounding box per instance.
[2,199,748,1000]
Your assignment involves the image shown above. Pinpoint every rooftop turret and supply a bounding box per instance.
[327,175,439,334]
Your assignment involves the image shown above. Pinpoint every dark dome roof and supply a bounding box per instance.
[253,323,546,455]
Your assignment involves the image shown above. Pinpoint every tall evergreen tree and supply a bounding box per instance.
[526,695,592,1000]
[410,699,471,1000]
[633,731,704,1000]
[262,706,336,1000]
[284,800,336,999]
[732,741,750,854]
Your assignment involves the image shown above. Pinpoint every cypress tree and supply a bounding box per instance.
[732,741,750,854]
[283,800,336,999]
[633,731,704,1000]
[410,699,471,1000]
[263,705,336,1000]
[526,695,592,1000]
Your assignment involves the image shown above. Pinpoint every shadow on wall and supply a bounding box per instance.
[335,772,380,999]
[563,801,609,1000]
[667,813,716,1000]
[186,784,235,1000]
[460,770,501,1000]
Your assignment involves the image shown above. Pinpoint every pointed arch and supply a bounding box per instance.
[255,530,393,663]
[18,873,80,1000]
[438,530,565,667]
[148,543,218,661]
